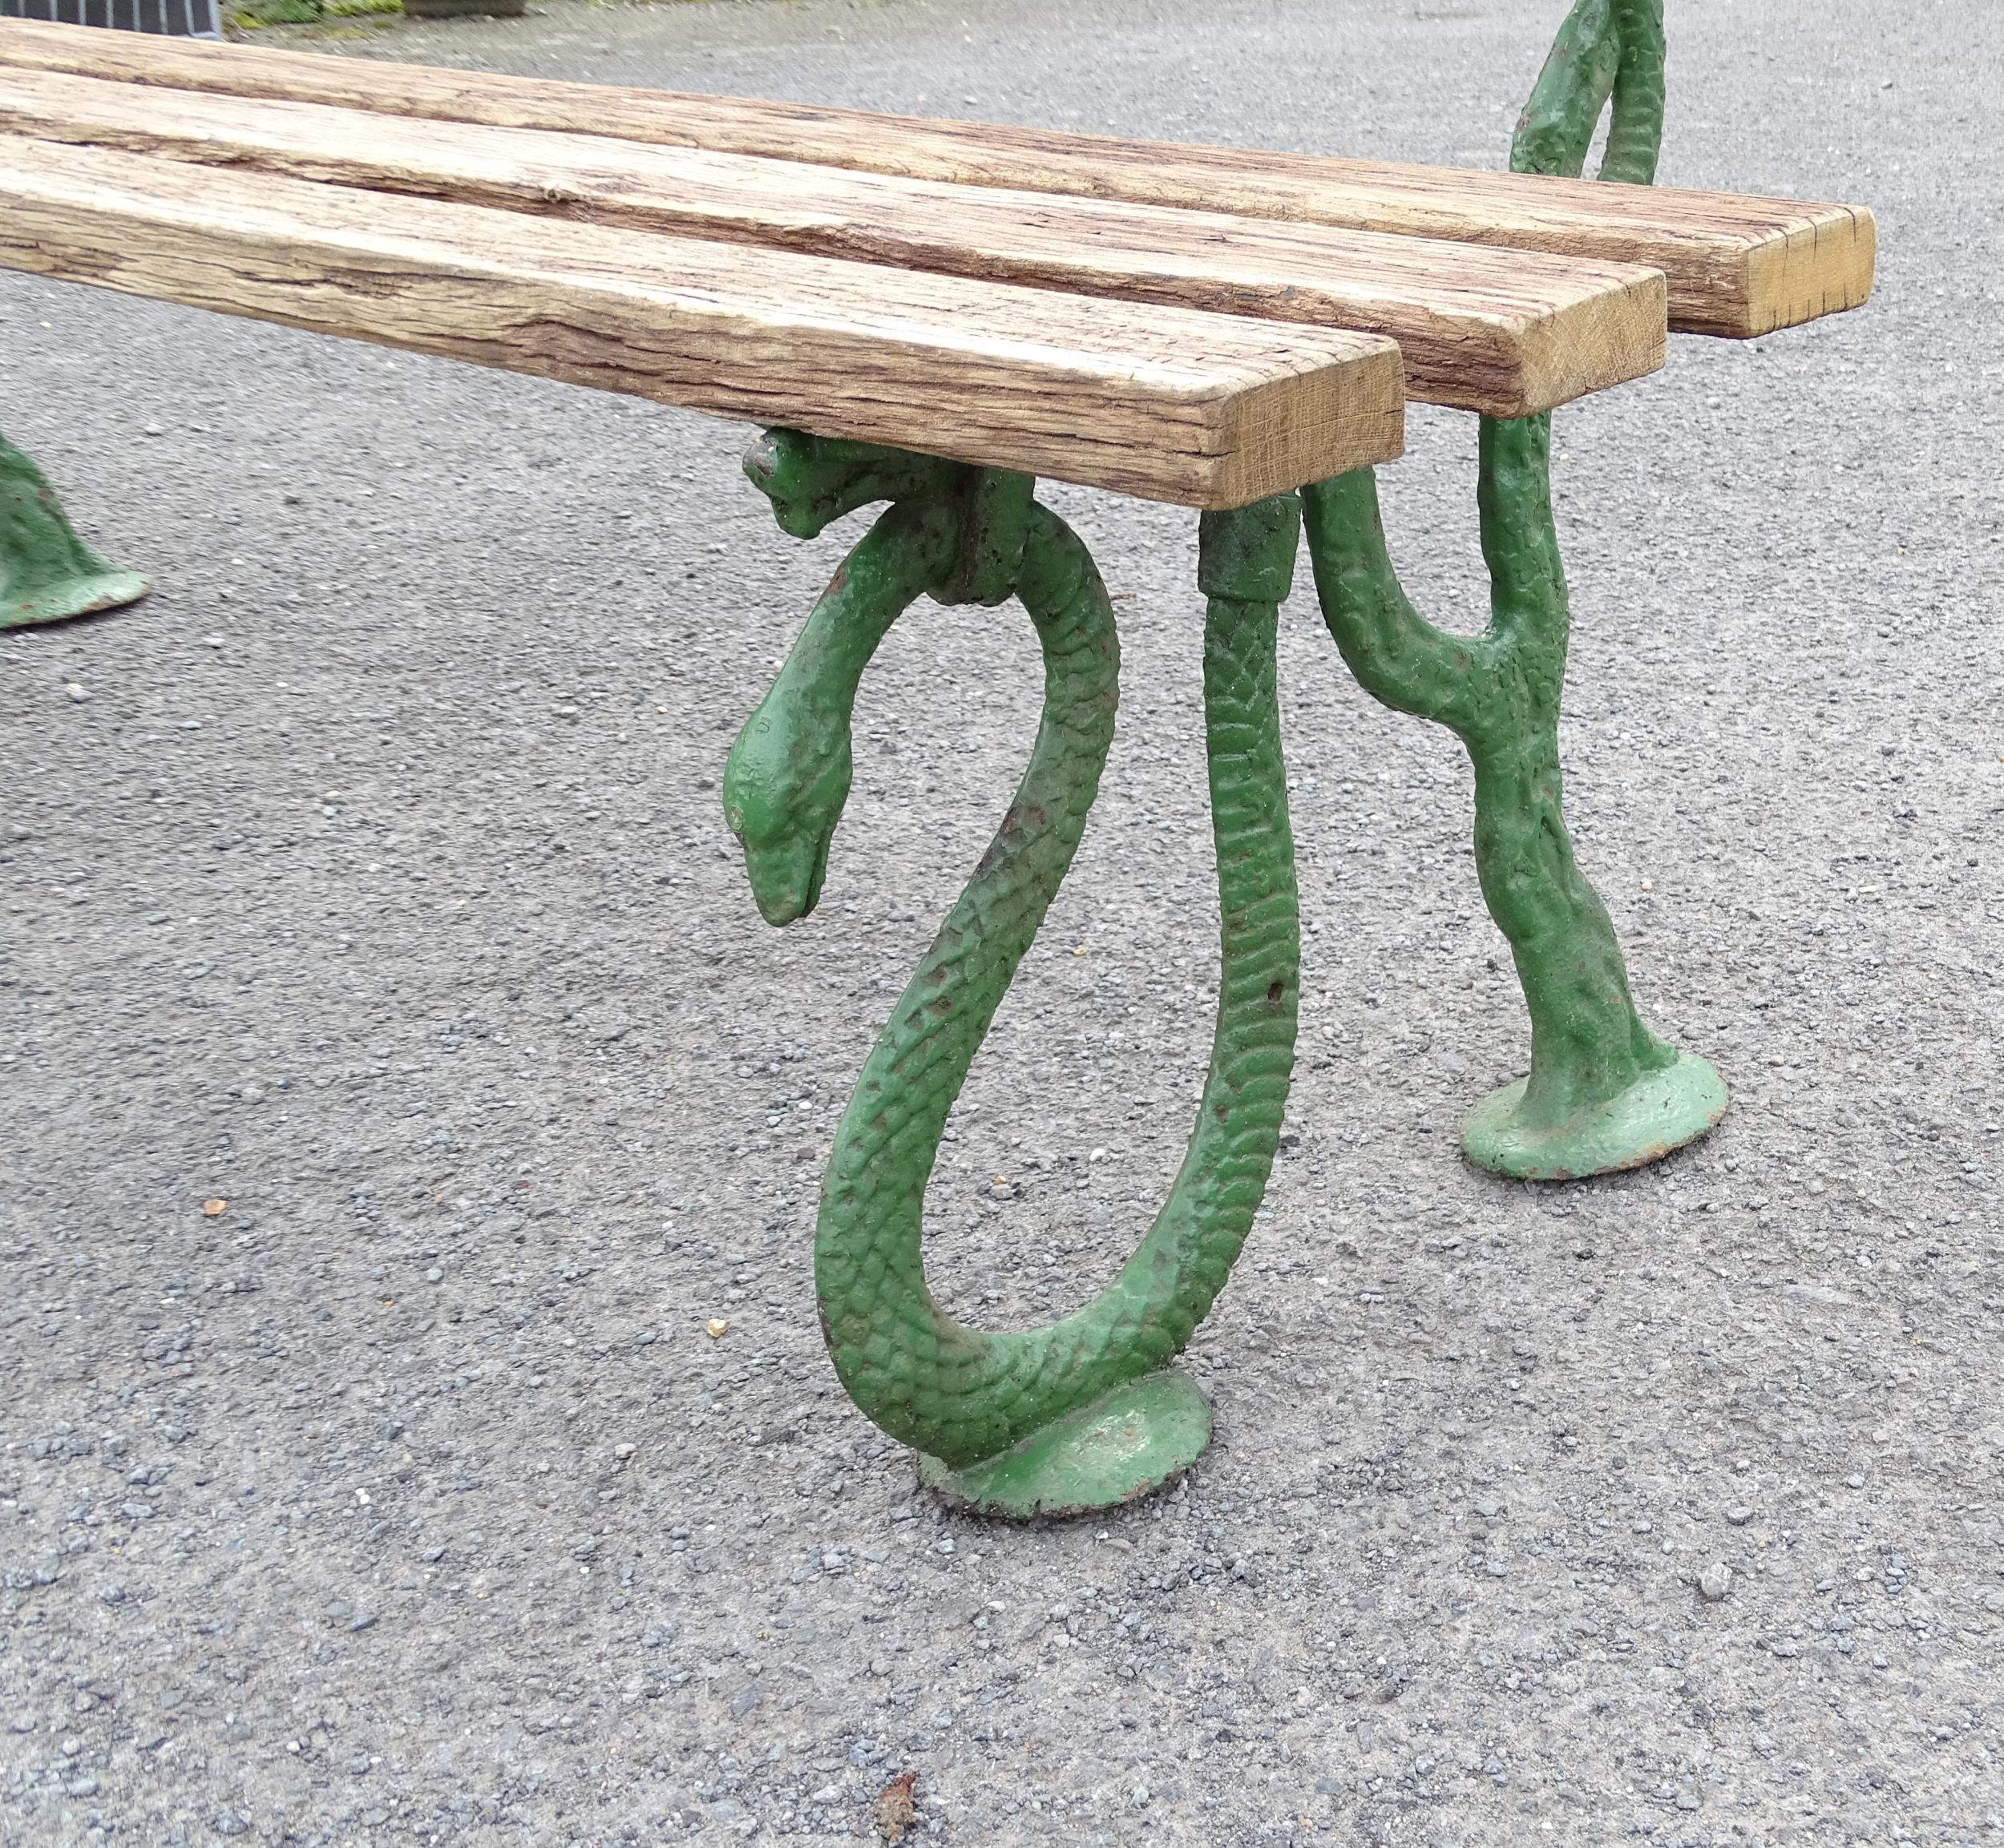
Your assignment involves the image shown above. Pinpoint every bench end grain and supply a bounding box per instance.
[1738,201,1877,340]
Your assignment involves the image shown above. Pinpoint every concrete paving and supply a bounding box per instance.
[2,1,1999,1843]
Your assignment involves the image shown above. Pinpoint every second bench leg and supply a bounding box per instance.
[1301,416,1726,1180]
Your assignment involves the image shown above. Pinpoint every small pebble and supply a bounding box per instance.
[1699,1564,1732,1602]
[1725,1506,1754,1526]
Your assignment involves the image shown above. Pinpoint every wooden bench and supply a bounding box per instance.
[0,8,1873,1516]
[0,16,1872,344]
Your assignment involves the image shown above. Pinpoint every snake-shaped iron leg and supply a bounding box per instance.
[0,427,147,631]
[725,433,1300,1516]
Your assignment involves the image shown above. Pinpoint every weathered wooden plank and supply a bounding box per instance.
[0,67,1665,417]
[0,136,1404,509]
[0,16,1874,338]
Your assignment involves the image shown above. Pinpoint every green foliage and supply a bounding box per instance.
[227,0,400,26]
[228,0,327,24]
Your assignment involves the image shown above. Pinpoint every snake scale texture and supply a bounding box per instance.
[727,456,1300,1471]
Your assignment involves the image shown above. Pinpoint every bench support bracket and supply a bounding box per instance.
[724,430,1299,1515]
[0,430,148,631]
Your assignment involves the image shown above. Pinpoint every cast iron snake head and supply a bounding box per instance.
[721,430,1019,930]
[722,667,850,926]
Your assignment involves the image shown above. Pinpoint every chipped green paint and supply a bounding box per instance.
[725,434,1300,1512]
[1301,0,1725,1179]
[0,430,147,631]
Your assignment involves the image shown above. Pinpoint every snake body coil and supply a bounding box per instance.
[726,440,1300,1475]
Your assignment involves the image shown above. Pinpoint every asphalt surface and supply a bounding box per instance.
[3,1,2001,1844]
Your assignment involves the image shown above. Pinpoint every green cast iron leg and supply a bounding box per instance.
[1302,427,1723,1179]
[1299,0,1724,1180]
[0,430,148,631]
[724,430,1301,1515]
[1513,0,1665,188]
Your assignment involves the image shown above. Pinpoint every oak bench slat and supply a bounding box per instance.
[0,135,1404,509]
[0,15,1873,340]
[0,65,1666,418]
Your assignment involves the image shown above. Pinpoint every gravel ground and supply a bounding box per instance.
[3,1,2001,1843]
